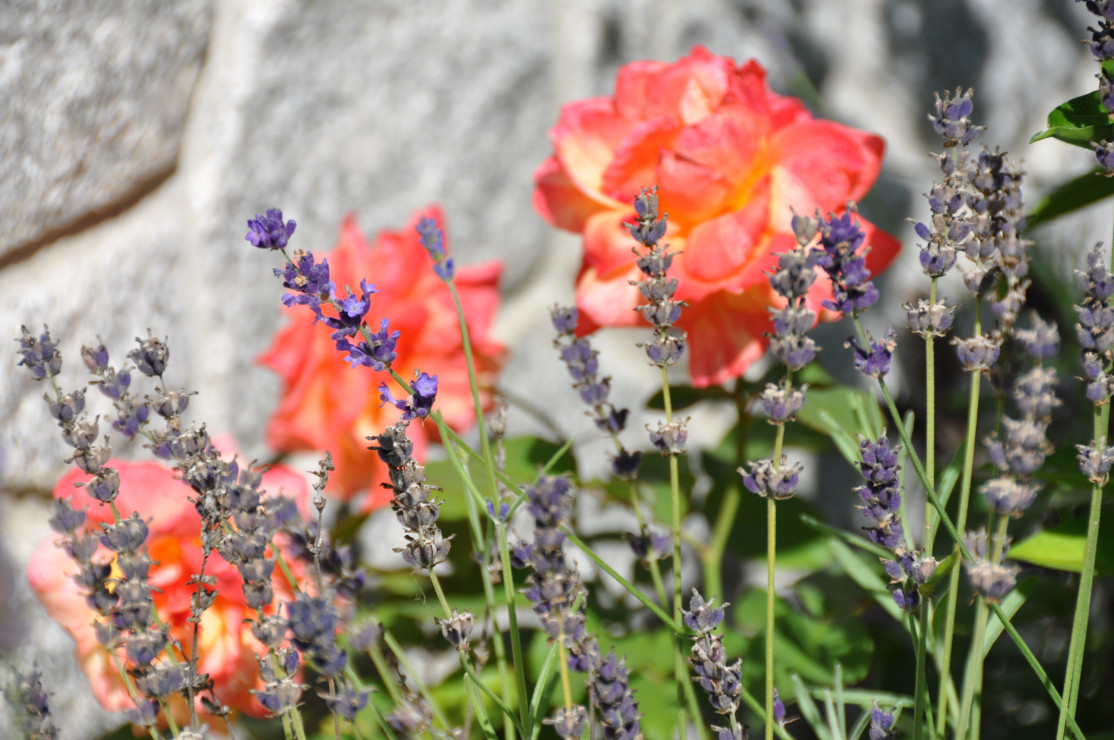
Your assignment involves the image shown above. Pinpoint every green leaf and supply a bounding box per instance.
[725,584,874,691]
[798,386,881,464]
[1009,509,1114,574]
[1027,169,1114,229]
[1031,88,1114,148]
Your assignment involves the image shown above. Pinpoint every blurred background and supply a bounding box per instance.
[0,1,1106,737]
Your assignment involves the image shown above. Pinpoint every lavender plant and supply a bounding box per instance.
[14,12,1114,740]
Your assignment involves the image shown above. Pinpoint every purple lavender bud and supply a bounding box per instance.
[985,417,1052,476]
[16,326,62,381]
[551,305,579,335]
[49,497,86,535]
[740,457,802,500]
[81,342,110,374]
[112,402,149,439]
[1078,441,1114,483]
[246,208,296,250]
[892,582,920,612]
[336,318,399,370]
[644,333,686,366]
[437,609,475,651]
[1014,314,1060,359]
[127,332,168,377]
[322,683,371,722]
[96,367,131,400]
[904,299,957,338]
[1101,68,1114,113]
[45,389,86,424]
[547,706,588,739]
[982,476,1039,517]
[648,419,688,456]
[627,187,668,247]
[276,251,335,311]
[930,88,983,146]
[869,703,897,740]
[964,560,1019,603]
[683,589,726,634]
[286,594,349,676]
[919,241,958,277]
[397,530,453,571]
[526,475,575,528]
[136,663,189,700]
[1089,21,1114,61]
[610,449,642,480]
[379,372,438,421]
[846,327,897,378]
[1095,139,1114,171]
[323,280,375,340]
[61,417,99,450]
[101,513,149,554]
[953,333,1001,373]
[71,445,111,476]
[768,246,821,300]
[759,383,807,424]
[773,688,787,728]
[416,217,454,280]
[1010,366,1060,418]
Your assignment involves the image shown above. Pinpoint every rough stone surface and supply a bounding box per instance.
[0,1,1107,738]
[0,0,213,259]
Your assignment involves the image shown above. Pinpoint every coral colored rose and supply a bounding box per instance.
[258,206,504,511]
[533,47,901,387]
[26,449,310,721]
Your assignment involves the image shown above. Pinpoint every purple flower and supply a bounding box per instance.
[16,325,62,381]
[846,327,896,378]
[321,279,376,340]
[740,456,801,500]
[930,88,983,146]
[275,251,335,311]
[815,212,879,315]
[378,372,438,421]
[416,216,454,281]
[246,208,297,250]
[336,318,399,370]
[869,703,896,740]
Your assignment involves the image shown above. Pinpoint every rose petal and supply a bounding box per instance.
[682,285,775,387]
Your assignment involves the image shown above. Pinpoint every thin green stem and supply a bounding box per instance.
[766,495,777,740]
[925,278,938,541]
[934,301,982,735]
[627,480,670,608]
[1056,409,1107,740]
[912,609,930,740]
[433,410,516,740]
[366,644,404,705]
[495,519,532,733]
[661,366,689,737]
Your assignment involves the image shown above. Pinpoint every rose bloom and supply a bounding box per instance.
[533,47,901,387]
[258,206,504,511]
[26,449,310,721]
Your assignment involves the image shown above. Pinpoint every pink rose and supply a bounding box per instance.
[258,206,504,510]
[533,47,901,386]
[26,447,311,721]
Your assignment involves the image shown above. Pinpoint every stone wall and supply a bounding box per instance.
[0,1,1101,737]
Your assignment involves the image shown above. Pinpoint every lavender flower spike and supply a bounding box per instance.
[416,216,454,280]
[246,208,297,250]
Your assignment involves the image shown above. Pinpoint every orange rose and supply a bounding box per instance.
[26,449,310,721]
[258,206,504,510]
[533,47,900,387]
